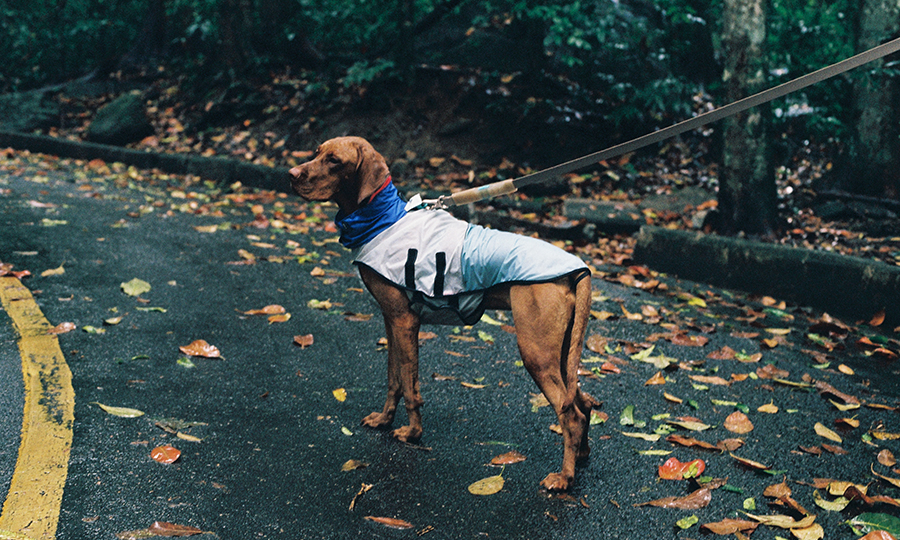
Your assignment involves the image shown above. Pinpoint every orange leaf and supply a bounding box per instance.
[666,434,719,451]
[48,322,77,335]
[243,304,286,315]
[729,452,769,470]
[870,308,886,326]
[364,516,413,530]
[860,532,898,540]
[151,445,181,464]
[147,521,203,537]
[645,372,666,385]
[724,411,754,434]
[670,334,709,347]
[658,457,706,480]
[267,313,291,324]
[293,334,314,348]
[707,346,736,360]
[490,450,527,465]
[701,518,759,535]
[179,339,221,358]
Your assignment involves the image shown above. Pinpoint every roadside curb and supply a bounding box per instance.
[634,226,900,329]
[0,130,289,192]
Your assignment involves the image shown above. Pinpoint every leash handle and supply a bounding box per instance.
[441,179,517,206]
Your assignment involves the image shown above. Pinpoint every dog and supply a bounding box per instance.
[289,136,596,491]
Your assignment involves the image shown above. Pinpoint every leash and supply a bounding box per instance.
[406,36,900,212]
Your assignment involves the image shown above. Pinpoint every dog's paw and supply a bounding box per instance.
[540,472,572,492]
[361,411,394,429]
[391,425,422,443]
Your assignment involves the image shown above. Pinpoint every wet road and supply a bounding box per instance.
[1,151,899,539]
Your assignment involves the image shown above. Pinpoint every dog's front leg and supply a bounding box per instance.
[358,266,424,442]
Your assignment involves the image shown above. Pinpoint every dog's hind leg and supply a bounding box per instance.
[358,266,424,442]
[510,277,592,491]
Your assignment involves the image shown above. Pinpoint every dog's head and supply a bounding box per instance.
[288,136,389,211]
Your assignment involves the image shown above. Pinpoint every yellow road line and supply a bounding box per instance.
[0,277,74,540]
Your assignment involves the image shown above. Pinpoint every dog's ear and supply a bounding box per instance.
[354,140,389,203]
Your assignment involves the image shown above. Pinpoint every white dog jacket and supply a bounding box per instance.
[350,196,589,325]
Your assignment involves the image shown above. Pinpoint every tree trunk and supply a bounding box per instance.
[848,0,900,198]
[219,0,253,74]
[120,0,168,70]
[716,0,780,237]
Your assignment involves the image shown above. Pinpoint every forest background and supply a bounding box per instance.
[1,0,898,238]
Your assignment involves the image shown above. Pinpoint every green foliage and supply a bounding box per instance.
[0,0,878,144]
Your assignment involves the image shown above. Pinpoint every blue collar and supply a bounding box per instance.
[334,181,407,249]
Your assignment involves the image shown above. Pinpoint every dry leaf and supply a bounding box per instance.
[179,339,221,358]
[871,464,900,488]
[48,321,77,334]
[150,446,181,464]
[860,532,899,540]
[666,434,720,451]
[645,372,666,385]
[364,516,413,529]
[332,388,347,402]
[701,518,759,535]
[94,402,145,418]
[468,475,504,495]
[756,364,789,379]
[341,459,369,472]
[724,411,754,434]
[744,513,816,529]
[730,453,769,470]
[717,438,745,452]
[878,449,897,467]
[243,304,285,315]
[293,334,314,348]
[267,313,291,323]
[791,523,825,540]
[689,375,730,386]
[663,392,683,404]
[763,480,792,499]
[490,451,526,465]
[870,309,886,326]
[147,521,203,537]
[636,488,711,509]
[758,402,779,414]
[814,422,842,443]
[707,346,737,360]
[40,265,65,277]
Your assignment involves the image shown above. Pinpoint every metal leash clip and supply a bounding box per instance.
[404,193,446,212]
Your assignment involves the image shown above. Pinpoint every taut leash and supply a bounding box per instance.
[406,36,900,212]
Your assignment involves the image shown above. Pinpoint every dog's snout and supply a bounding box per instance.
[288,166,303,179]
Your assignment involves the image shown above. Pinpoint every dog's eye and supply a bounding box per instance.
[326,155,341,165]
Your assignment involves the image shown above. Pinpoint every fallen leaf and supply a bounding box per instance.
[179,339,221,358]
[724,411,754,434]
[666,434,720,451]
[243,304,286,315]
[622,432,661,442]
[701,518,759,535]
[813,489,851,511]
[744,513,816,529]
[870,309,886,327]
[717,438,745,451]
[41,265,65,277]
[849,513,900,538]
[341,459,369,472]
[121,278,151,297]
[333,388,347,402]
[491,450,526,465]
[645,372,666,385]
[860,532,898,540]
[707,346,737,360]
[267,313,291,323]
[150,445,181,464]
[293,334,314,348]
[791,523,824,540]
[658,457,705,480]
[636,488,711,509]
[878,449,897,468]
[814,422,842,443]
[764,480,792,499]
[94,403,145,418]
[364,516,413,529]
[730,453,769,470]
[147,521,203,537]
[758,402,779,414]
[756,364,790,379]
[689,375,730,386]
[48,322,76,335]
[468,475,504,495]
[667,419,712,432]
[871,464,900,488]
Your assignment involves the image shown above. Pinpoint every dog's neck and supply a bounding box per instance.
[334,173,391,215]
[333,176,406,249]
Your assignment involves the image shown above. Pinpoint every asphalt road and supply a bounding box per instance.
[2,151,900,540]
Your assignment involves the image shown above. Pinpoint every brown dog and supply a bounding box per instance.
[289,136,596,491]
